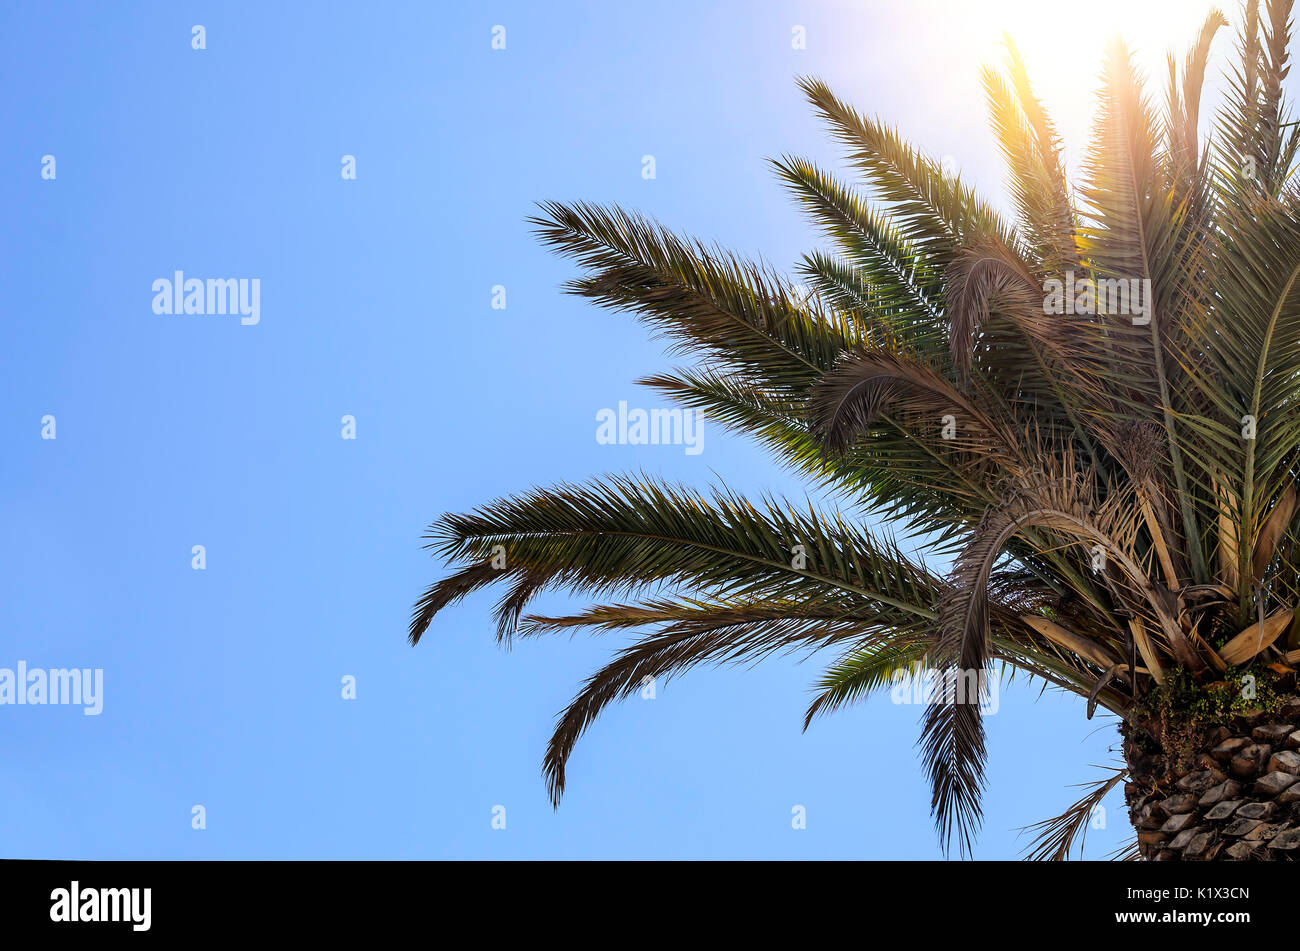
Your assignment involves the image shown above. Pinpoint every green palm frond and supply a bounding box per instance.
[797,76,1017,261]
[772,155,944,342]
[541,610,887,805]
[803,641,929,728]
[529,200,857,390]
[1219,0,1300,198]
[1078,39,1211,582]
[983,39,1077,275]
[412,475,941,647]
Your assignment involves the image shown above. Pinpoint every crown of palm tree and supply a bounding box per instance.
[412,1,1300,857]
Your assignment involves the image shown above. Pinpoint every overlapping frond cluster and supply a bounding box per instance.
[412,2,1300,856]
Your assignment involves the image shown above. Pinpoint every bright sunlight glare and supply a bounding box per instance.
[863,0,1235,174]
[966,0,1227,134]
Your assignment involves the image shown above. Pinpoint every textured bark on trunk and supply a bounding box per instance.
[1123,697,1300,860]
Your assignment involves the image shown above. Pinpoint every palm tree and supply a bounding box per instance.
[412,2,1300,860]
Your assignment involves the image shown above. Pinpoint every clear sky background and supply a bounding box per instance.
[1,0,1287,859]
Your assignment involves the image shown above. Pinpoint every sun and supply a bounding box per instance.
[872,0,1235,159]
[975,0,1228,125]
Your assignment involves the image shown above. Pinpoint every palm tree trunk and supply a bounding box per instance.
[1124,698,1300,859]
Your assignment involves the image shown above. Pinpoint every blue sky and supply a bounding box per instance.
[3,0,1263,859]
